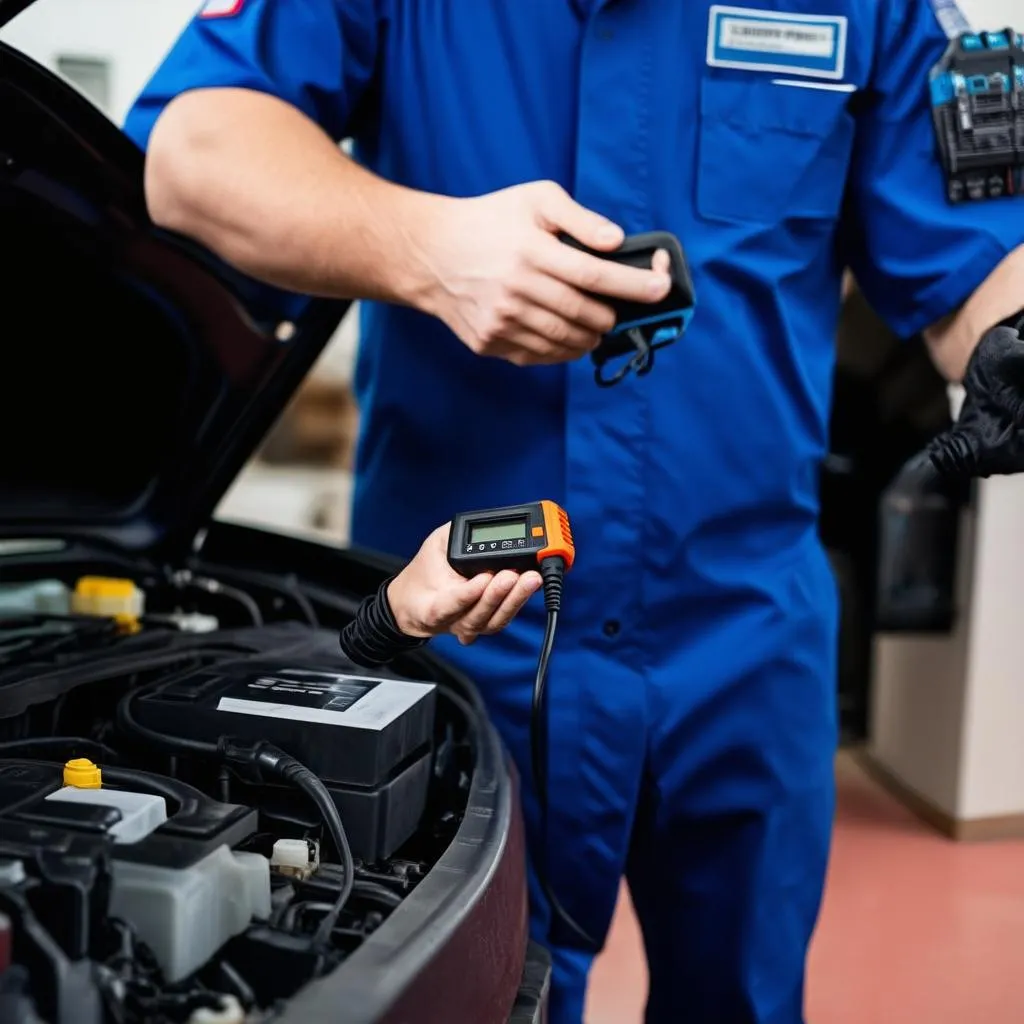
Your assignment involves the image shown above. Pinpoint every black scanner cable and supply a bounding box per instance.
[116,687,355,940]
[531,556,600,952]
[341,555,600,951]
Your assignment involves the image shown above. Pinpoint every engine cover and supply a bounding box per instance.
[132,655,437,862]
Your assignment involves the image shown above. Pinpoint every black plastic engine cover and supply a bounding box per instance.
[0,760,257,871]
[132,651,438,862]
[133,659,436,789]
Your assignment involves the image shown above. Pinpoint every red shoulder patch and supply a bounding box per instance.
[199,0,245,18]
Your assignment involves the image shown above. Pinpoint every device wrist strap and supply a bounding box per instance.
[339,576,428,668]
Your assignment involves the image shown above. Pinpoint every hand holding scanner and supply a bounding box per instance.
[560,230,696,387]
[447,500,598,951]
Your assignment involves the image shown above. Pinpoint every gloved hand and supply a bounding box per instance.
[876,317,1022,632]
[925,316,1024,484]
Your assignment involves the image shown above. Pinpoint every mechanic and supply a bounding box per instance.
[123,2,1024,1022]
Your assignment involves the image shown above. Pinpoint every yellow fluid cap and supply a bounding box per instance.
[63,757,102,789]
[114,612,141,635]
[71,576,144,620]
[74,576,136,599]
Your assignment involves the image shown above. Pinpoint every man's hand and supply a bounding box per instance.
[144,97,670,362]
[386,523,542,645]
[415,181,673,367]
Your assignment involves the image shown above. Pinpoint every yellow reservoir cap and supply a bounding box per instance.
[75,577,135,599]
[71,576,144,620]
[64,758,102,788]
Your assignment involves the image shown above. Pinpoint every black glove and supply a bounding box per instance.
[875,314,1022,632]
[925,316,1024,484]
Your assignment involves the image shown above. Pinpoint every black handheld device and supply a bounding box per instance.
[560,230,696,387]
[447,499,574,578]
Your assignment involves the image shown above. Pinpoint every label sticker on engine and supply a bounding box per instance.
[215,668,434,731]
[707,6,848,80]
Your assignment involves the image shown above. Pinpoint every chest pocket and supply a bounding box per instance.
[696,77,856,226]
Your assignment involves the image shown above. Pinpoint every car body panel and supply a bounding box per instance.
[0,35,349,560]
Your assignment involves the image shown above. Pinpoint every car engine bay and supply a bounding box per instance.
[0,563,477,1024]
[0,39,532,1021]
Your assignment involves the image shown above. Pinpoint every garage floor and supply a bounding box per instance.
[586,754,1024,1024]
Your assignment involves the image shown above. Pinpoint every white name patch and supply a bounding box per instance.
[707,6,849,80]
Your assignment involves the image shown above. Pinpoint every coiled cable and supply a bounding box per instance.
[338,575,428,667]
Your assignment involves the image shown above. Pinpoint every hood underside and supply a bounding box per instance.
[0,38,348,560]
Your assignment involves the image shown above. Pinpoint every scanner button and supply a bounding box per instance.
[532,527,544,538]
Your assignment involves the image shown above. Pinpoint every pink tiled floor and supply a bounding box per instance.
[585,755,1024,1024]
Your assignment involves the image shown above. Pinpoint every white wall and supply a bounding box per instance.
[959,478,1024,818]
[870,508,976,815]
[0,0,197,125]
[961,0,1020,26]
[872,481,1024,825]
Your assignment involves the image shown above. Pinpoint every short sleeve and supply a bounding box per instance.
[123,0,379,151]
[842,0,1024,339]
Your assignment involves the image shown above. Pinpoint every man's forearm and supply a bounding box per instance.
[923,244,1024,382]
[145,87,448,305]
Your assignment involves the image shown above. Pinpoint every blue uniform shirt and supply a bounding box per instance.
[124,7,1023,1017]
[123,0,1024,740]
[124,2,1021,584]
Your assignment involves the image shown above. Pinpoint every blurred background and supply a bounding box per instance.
[1,1,1021,1020]
[0,0,365,547]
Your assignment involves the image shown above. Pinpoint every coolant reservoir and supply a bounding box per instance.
[110,846,271,983]
[48,779,168,844]
[72,576,144,630]
[0,579,70,615]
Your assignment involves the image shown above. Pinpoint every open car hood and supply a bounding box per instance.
[0,28,350,561]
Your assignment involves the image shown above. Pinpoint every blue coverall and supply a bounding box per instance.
[125,2,1024,1021]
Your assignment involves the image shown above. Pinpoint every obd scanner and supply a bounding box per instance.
[930,27,1024,203]
[561,231,696,387]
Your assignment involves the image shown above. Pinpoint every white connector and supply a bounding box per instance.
[270,837,320,880]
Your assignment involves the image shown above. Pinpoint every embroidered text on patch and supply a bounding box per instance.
[707,5,849,80]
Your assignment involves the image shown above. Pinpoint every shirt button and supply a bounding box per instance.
[602,619,621,638]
